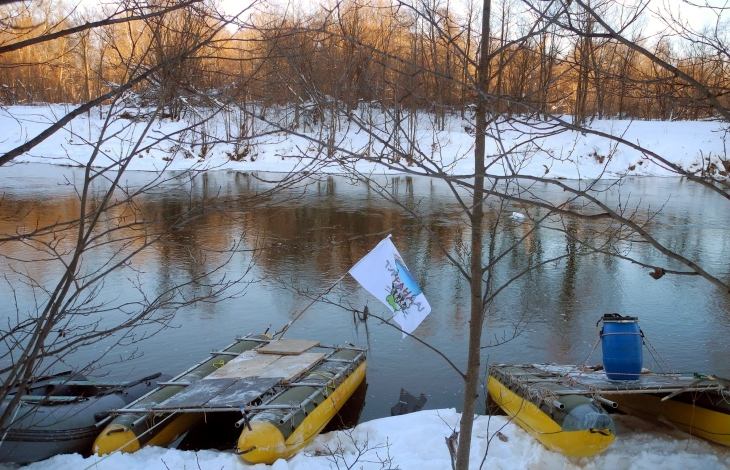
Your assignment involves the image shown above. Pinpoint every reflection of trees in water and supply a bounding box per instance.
[6,175,722,323]
[248,195,463,286]
[149,194,217,303]
[560,217,580,314]
[4,173,727,367]
[209,175,716,352]
[0,193,82,288]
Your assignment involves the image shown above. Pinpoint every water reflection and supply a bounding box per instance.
[0,164,729,423]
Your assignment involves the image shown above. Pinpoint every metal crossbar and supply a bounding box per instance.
[115,404,301,414]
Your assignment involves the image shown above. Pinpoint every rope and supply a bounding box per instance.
[581,336,602,367]
[642,334,676,375]
[275,273,348,339]
[307,371,336,386]
[532,387,560,410]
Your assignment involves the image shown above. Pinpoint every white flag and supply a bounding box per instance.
[348,235,431,337]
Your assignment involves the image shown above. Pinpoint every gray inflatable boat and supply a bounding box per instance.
[0,371,166,464]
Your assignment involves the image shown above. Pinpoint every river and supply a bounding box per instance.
[1,163,729,423]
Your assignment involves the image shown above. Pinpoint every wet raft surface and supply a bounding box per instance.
[151,340,326,411]
[517,364,730,397]
[156,377,283,410]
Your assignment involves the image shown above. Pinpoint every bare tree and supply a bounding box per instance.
[0,0,326,434]
[240,2,729,469]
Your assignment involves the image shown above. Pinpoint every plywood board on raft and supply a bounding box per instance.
[155,376,282,409]
[257,339,320,355]
[206,350,277,379]
[206,350,326,384]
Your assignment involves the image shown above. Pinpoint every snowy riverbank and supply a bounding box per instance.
[2,409,730,470]
[2,105,728,179]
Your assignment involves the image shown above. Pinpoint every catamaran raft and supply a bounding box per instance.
[94,334,367,464]
[488,363,730,457]
[487,314,730,456]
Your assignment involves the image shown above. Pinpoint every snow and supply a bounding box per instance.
[1,105,729,469]
[1,105,727,180]
[2,409,729,470]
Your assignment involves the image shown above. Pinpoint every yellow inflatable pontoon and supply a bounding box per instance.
[237,347,366,464]
[487,364,615,458]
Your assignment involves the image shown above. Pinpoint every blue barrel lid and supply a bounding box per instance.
[599,313,638,323]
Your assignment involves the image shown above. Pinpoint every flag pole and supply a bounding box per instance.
[272,233,392,340]
[274,272,348,339]
[346,233,392,273]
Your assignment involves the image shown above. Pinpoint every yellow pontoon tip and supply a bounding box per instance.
[237,421,287,465]
[93,424,141,455]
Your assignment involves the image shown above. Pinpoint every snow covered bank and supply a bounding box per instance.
[2,409,729,470]
[1,105,727,179]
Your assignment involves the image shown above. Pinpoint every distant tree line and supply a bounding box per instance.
[0,0,728,123]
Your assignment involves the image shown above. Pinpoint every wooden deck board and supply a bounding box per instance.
[206,351,277,379]
[205,350,325,383]
[205,377,283,407]
[256,353,326,383]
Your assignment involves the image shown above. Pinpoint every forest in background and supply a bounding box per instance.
[0,0,728,125]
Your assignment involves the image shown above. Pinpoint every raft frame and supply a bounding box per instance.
[95,335,367,463]
[488,364,616,457]
[490,363,730,451]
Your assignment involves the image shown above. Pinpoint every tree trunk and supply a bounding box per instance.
[454,0,489,468]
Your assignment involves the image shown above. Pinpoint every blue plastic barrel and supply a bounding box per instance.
[599,313,643,380]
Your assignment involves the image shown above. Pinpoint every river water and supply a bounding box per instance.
[1,163,729,423]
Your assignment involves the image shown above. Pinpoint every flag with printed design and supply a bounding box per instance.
[348,235,431,337]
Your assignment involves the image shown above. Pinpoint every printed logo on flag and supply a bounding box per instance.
[386,255,427,315]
